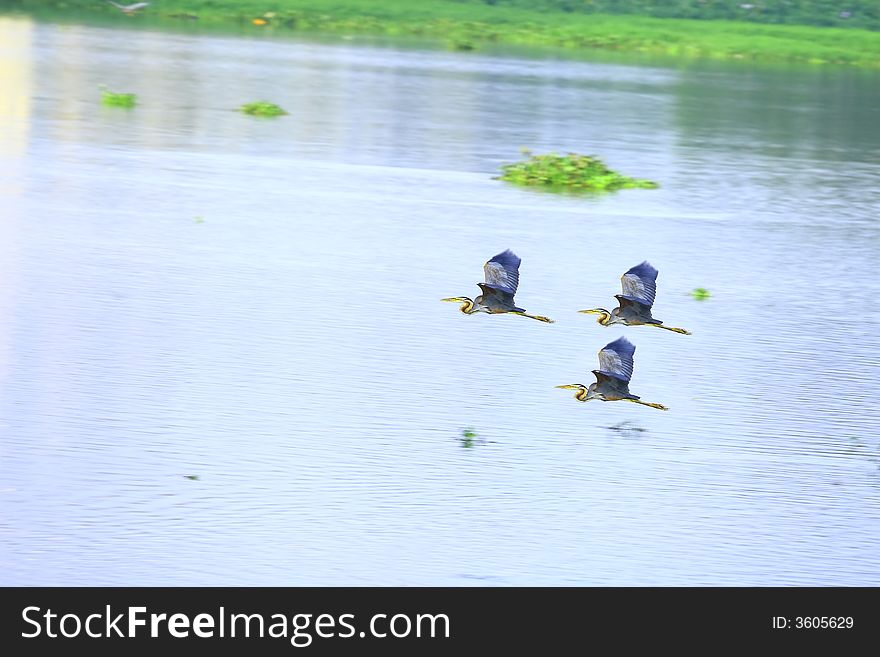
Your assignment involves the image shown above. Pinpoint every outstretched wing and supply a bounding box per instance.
[595,336,636,383]
[482,250,521,296]
[619,261,658,307]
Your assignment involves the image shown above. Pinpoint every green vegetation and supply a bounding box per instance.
[691,287,711,300]
[239,100,288,117]
[498,151,658,192]
[454,1,880,32]
[448,38,477,51]
[460,427,479,448]
[184,475,200,480]
[3,0,879,67]
[100,89,137,108]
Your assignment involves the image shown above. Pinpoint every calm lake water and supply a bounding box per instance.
[1,15,878,586]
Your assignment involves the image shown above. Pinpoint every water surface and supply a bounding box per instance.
[1,16,878,586]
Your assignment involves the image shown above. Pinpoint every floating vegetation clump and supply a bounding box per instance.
[691,288,711,300]
[460,427,481,448]
[498,150,658,192]
[239,100,288,117]
[184,475,200,480]
[100,89,137,108]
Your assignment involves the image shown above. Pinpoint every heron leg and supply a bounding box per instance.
[623,398,668,411]
[653,323,691,335]
[510,311,554,323]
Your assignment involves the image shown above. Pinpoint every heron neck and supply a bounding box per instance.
[460,298,479,314]
[594,310,617,326]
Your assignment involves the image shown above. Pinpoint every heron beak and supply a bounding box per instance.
[441,297,466,303]
[578,309,601,314]
[555,384,579,389]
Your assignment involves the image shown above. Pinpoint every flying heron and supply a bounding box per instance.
[106,1,150,14]
[579,261,691,334]
[556,336,668,410]
[442,249,554,323]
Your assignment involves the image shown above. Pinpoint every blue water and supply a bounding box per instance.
[0,16,878,585]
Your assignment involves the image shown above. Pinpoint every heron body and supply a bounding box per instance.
[556,336,668,410]
[579,261,690,335]
[443,249,554,323]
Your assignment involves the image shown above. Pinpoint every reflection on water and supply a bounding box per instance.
[0,16,878,586]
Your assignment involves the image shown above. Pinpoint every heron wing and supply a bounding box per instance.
[595,336,636,382]
[619,261,658,307]
[483,250,521,296]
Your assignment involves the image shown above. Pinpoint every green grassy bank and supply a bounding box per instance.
[2,0,879,67]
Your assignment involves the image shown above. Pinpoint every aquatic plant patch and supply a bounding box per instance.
[239,101,288,117]
[101,90,137,108]
[498,152,658,192]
